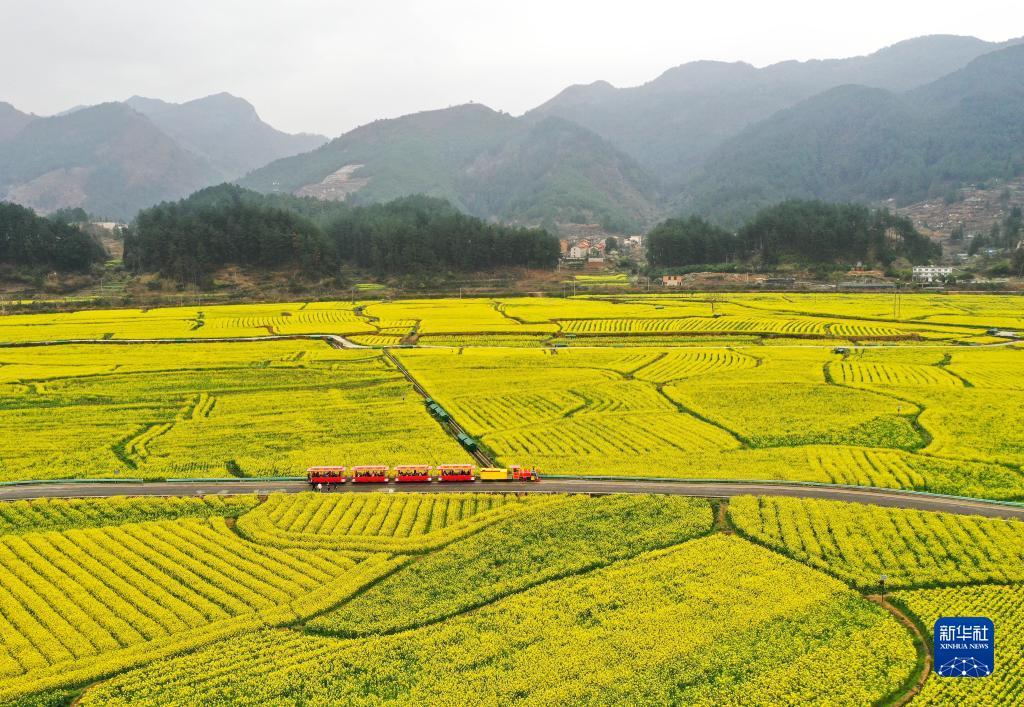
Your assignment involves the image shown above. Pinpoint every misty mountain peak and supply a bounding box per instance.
[647,60,758,92]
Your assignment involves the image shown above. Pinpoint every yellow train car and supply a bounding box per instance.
[479,467,509,481]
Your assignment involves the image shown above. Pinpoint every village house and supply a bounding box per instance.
[912,265,954,282]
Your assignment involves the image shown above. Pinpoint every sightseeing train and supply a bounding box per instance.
[306,464,540,487]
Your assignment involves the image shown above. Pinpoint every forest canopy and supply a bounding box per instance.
[0,202,107,271]
[647,200,940,269]
[124,185,559,281]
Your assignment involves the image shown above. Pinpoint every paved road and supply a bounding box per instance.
[2,478,1022,520]
[0,334,366,349]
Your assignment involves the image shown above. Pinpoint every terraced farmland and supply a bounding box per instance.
[828,361,966,387]
[396,344,1024,500]
[2,296,1024,501]
[0,492,940,707]
[0,341,469,481]
[729,496,1024,588]
[236,493,545,552]
[2,294,1023,703]
[4,292,1016,346]
[0,489,1018,705]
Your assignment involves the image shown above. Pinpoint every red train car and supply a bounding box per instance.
[307,466,347,487]
[351,465,389,483]
[394,465,432,483]
[436,464,476,482]
[511,465,540,482]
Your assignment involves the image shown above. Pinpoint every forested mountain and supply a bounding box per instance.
[0,201,107,270]
[125,93,325,178]
[0,95,325,220]
[0,103,216,220]
[242,104,516,205]
[126,184,558,281]
[685,43,1024,224]
[3,34,1022,235]
[240,104,659,231]
[243,34,1023,232]
[530,35,1022,187]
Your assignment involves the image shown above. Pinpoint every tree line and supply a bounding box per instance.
[124,185,559,281]
[0,202,107,271]
[647,200,941,269]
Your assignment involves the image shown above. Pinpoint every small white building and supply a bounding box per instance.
[568,246,588,259]
[912,265,954,282]
[662,275,686,288]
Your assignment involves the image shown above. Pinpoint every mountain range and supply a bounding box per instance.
[239,104,660,231]
[244,34,1024,230]
[0,94,325,219]
[3,34,1023,229]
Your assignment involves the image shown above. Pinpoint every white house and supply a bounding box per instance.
[662,275,685,288]
[568,246,588,259]
[912,265,954,282]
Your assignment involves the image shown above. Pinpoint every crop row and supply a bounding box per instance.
[0,496,259,536]
[0,517,355,680]
[559,316,829,335]
[260,492,514,537]
[486,411,737,461]
[829,361,964,387]
[235,493,548,554]
[6,294,1019,344]
[729,496,1024,589]
[632,349,759,383]
[78,535,916,706]
[346,334,403,346]
[311,494,714,636]
[802,446,927,489]
[452,389,581,431]
[0,552,402,702]
[0,346,470,481]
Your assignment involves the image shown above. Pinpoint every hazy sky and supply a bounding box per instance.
[3,0,1021,137]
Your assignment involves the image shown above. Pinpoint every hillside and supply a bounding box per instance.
[125,93,326,178]
[240,104,659,231]
[0,102,34,142]
[3,34,1022,231]
[684,43,1024,224]
[0,95,326,220]
[530,35,1022,188]
[244,34,1024,232]
[0,103,216,219]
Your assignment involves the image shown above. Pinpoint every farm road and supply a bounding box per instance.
[2,478,1023,520]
